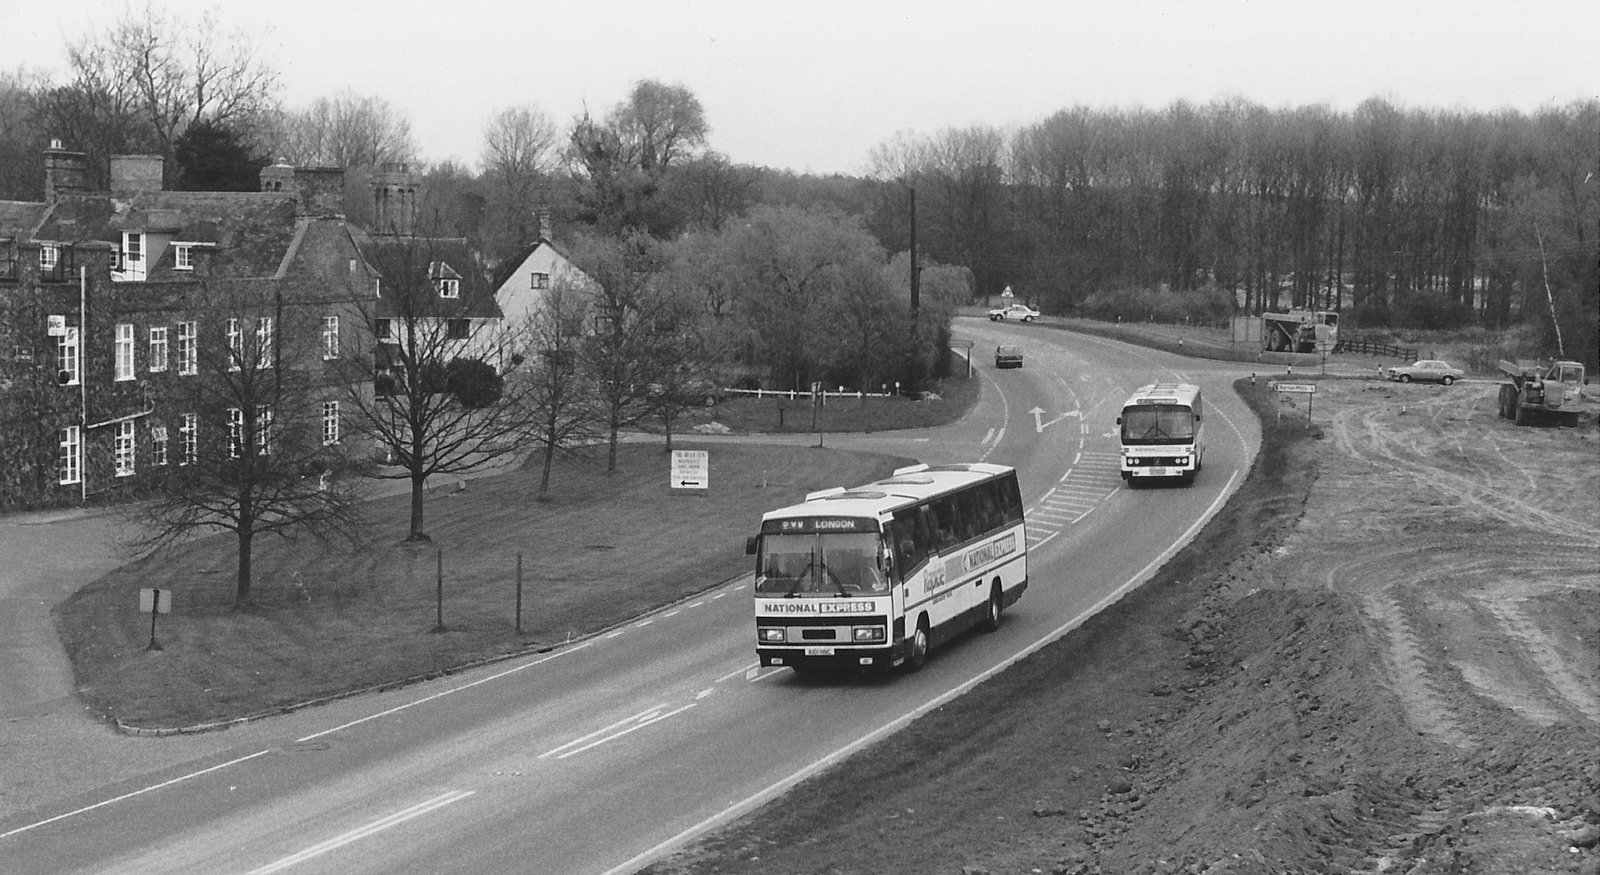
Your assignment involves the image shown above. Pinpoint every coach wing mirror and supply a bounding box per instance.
[745,536,758,555]
[1115,415,1122,425]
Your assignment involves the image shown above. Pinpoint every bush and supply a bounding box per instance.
[446,358,503,408]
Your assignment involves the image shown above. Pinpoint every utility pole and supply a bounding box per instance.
[909,187,919,313]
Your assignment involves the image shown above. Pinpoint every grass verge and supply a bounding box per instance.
[54,375,979,732]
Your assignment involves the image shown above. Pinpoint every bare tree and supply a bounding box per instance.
[134,284,362,608]
[66,3,280,172]
[522,278,601,499]
[613,80,709,172]
[341,235,535,541]
[481,104,559,242]
[270,90,415,168]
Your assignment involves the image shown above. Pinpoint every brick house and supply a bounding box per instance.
[0,145,376,511]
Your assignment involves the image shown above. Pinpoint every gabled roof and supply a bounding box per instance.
[356,233,502,320]
[489,237,583,292]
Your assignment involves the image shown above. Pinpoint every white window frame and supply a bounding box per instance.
[148,326,169,372]
[57,327,80,386]
[256,406,274,456]
[438,277,460,299]
[322,400,340,445]
[226,318,242,371]
[59,426,81,485]
[179,413,197,465]
[40,244,59,270]
[114,323,134,381]
[177,321,197,376]
[322,315,340,359]
[173,244,192,270]
[120,232,145,279]
[151,424,169,466]
[256,316,274,368]
[227,407,244,458]
[114,420,136,476]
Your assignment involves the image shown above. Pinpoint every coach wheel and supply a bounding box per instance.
[1399,374,1412,383]
[980,584,1003,633]
[903,618,930,673]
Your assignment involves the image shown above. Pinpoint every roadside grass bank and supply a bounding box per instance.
[56,442,920,731]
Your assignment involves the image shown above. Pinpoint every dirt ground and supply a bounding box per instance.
[646,377,1600,875]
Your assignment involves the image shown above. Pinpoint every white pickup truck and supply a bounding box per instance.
[988,303,1040,322]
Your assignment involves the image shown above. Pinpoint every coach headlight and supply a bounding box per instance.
[852,625,887,643]
[1174,456,1189,466]
[760,627,787,643]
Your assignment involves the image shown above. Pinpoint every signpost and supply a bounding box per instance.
[671,450,709,492]
[1270,382,1317,422]
[138,587,171,651]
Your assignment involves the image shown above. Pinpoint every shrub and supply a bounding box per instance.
[446,358,503,408]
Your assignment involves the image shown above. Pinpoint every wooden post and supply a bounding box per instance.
[515,552,524,636]
[432,549,446,633]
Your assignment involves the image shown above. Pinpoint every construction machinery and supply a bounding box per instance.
[1261,309,1339,353]
[1496,359,1596,426]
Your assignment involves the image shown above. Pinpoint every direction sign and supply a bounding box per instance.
[671,450,709,490]
[1272,382,1317,394]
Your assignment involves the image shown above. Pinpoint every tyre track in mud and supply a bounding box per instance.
[1319,384,1600,742]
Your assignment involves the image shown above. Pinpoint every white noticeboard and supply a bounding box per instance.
[47,315,66,336]
[139,587,172,614]
[671,450,709,491]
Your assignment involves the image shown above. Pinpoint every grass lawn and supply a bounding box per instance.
[56,376,977,731]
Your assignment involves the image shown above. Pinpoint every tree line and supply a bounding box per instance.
[2,5,1592,367]
[866,99,1597,362]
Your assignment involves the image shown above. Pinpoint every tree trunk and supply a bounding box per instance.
[235,523,254,609]
[538,441,555,500]
[407,470,428,541]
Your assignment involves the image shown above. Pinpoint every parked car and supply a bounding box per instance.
[995,345,1024,369]
[988,303,1040,322]
[1386,360,1464,385]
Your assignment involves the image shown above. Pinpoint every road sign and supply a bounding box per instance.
[671,450,708,491]
[1272,382,1317,394]
[139,587,172,613]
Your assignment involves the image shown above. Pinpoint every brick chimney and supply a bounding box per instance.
[539,208,552,242]
[110,154,165,192]
[43,140,89,200]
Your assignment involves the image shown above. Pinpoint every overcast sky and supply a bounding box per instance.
[10,0,1598,176]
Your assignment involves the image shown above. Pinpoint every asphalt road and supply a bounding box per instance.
[0,319,1261,874]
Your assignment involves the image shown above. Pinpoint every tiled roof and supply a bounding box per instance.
[29,191,302,277]
[357,233,502,320]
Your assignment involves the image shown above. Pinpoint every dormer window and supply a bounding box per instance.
[39,245,59,270]
[429,260,461,299]
[115,232,146,281]
[174,244,193,270]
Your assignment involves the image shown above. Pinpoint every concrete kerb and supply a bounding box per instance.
[111,571,754,737]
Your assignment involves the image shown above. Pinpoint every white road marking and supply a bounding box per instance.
[0,749,274,840]
[538,704,698,760]
[246,790,474,874]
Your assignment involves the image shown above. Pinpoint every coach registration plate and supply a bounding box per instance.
[805,646,836,656]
